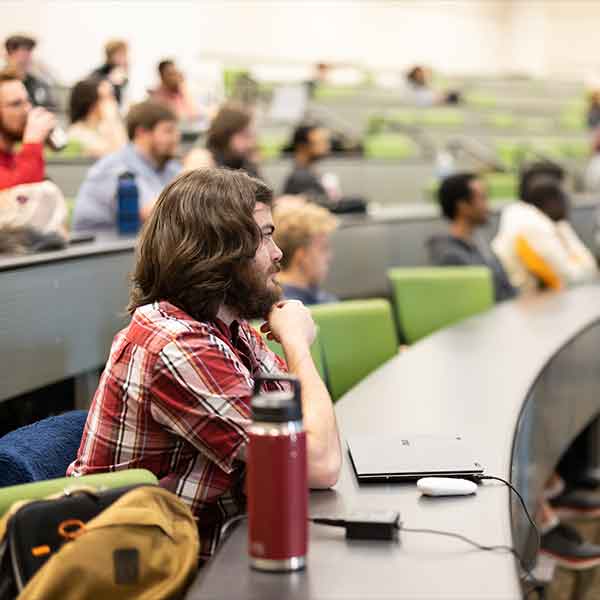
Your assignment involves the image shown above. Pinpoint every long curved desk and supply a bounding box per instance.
[187,285,600,599]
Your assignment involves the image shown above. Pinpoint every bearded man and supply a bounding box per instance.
[68,168,342,561]
[0,67,55,190]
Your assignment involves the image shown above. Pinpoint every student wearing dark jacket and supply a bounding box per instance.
[282,125,332,201]
[4,34,56,110]
[427,172,516,302]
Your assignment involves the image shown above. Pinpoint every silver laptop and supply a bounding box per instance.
[347,433,484,482]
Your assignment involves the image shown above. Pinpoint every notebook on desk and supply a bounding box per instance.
[347,433,484,483]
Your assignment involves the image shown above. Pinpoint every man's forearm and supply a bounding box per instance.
[281,336,342,488]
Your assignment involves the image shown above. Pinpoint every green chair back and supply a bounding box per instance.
[363,134,418,160]
[44,140,83,159]
[258,134,287,160]
[388,267,494,344]
[420,108,465,128]
[0,469,158,517]
[485,112,519,129]
[309,299,398,402]
[465,92,497,109]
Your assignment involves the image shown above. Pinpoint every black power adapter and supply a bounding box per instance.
[310,511,401,541]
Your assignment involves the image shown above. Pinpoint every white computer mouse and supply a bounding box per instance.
[417,477,478,497]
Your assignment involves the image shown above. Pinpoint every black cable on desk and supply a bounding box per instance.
[477,474,541,560]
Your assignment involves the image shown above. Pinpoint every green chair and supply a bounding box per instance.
[561,139,589,161]
[485,112,519,129]
[363,134,418,160]
[310,299,398,402]
[258,135,287,160]
[0,469,158,517]
[495,140,526,169]
[223,68,249,98]
[419,108,465,128]
[252,323,327,383]
[313,85,360,100]
[560,109,585,132]
[388,267,494,344]
[465,92,497,109]
[387,109,420,127]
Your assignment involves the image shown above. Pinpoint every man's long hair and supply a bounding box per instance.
[128,168,273,322]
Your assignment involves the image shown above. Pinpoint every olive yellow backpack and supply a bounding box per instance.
[0,485,199,600]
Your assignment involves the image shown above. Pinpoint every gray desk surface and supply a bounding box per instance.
[188,285,600,600]
[0,234,135,272]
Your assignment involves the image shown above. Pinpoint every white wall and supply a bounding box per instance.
[0,0,597,98]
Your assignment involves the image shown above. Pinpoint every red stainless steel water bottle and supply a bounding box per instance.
[247,374,308,572]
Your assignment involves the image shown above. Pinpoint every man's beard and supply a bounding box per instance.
[0,119,25,144]
[224,261,282,321]
[150,143,175,169]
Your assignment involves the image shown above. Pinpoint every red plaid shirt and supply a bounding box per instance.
[67,301,287,559]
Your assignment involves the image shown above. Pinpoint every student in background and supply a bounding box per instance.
[183,102,260,177]
[68,168,341,561]
[273,200,338,305]
[587,90,600,130]
[149,59,199,122]
[68,78,126,158]
[404,65,459,107]
[91,39,129,107]
[4,34,56,110]
[584,127,600,193]
[493,176,597,293]
[72,101,180,231]
[282,125,334,202]
[428,172,516,302]
[0,67,55,190]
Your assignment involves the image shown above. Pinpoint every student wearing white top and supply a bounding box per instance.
[67,78,126,158]
[493,176,597,293]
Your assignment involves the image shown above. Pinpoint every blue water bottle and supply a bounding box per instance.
[116,172,140,235]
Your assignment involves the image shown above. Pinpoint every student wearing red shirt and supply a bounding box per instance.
[0,68,55,190]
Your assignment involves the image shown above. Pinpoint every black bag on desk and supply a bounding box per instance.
[328,195,368,214]
[0,485,139,599]
[0,484,199,600]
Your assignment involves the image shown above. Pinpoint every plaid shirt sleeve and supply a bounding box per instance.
[150,326,286,475]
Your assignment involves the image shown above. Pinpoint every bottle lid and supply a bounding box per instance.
[252,391,302,423]
[252,374,302,423]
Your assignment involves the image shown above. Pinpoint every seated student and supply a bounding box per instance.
[404,65,459,107]
[0,67,55,190]
[493,176,597,293]
[273,200,338,305]
[67,77,127,158]
[4,34,56,110]
[587,89,600,130]
[584,128,600,193]
[183,102,260,177]
[427,172,517,302]
[90,39,129,107]
[72,101,180,231]
[281,125,333,202]
[149,59,200,122]
[68,168,342,560]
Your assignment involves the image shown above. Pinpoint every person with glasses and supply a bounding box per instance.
[0,67,55,190]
